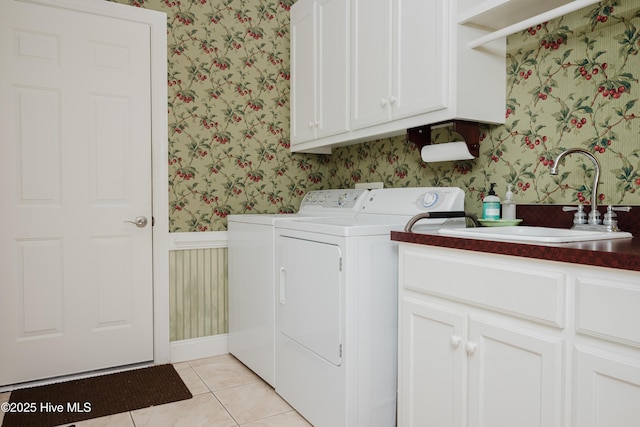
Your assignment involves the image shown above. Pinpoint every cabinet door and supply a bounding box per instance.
[316,0,349,138]
[398,296,466,427]
[574,346,640,427]
[392,0,448,119]
[351,0,392,130]
[467,318,563,427]
[290,0,316,144]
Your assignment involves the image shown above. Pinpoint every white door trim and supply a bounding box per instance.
[17,0,170,365]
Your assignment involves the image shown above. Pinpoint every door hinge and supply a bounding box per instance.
[152,216,155,226]
[339,257,342,271]
[339,344,343,358]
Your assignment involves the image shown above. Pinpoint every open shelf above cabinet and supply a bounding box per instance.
[459,0,602,48]
[459,0,572,29]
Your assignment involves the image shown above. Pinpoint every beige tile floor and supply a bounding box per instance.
[0,354,312,427]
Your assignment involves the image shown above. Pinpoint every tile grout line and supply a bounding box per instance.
[184,357,298,426]
[182,361,241,426]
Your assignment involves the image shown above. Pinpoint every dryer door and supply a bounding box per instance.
[278,235,342,366]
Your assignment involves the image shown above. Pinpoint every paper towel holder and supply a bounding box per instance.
[406,120,480,158]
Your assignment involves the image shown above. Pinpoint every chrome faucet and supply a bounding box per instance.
[550,148,601,225]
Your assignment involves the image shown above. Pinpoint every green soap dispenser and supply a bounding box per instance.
[482,183,501,220]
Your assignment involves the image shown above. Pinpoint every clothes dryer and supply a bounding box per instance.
[274,187,466,426]
[227,189,368,386]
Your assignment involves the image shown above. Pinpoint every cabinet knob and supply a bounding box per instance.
[308,121,315,128]
[389,96,397,105]
[450,335,461,347]
[381,98,387,107]
[465,341,477,354]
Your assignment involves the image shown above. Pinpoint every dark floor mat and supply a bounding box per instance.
[2,364,192,426]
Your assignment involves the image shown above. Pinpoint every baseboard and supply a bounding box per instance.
[169,334,229,363]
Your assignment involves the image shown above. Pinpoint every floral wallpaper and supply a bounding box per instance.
[331,0,640,215]
[110,0,329,232]
[111,0,640,231]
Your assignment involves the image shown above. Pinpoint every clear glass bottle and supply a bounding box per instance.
[502,184,516,220]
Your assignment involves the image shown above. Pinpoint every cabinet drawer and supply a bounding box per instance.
[401,248,566,327]
[576,273,640,348]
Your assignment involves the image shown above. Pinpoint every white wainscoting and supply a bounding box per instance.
[168,231,230,363]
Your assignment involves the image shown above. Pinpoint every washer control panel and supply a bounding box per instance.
[299,189,369,212]
[298,187,465,217]
[359,187,465,215]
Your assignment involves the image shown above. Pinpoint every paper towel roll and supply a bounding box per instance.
[421,141,475,163]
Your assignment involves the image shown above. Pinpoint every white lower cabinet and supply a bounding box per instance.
[573,267,640,427]
[466,318,563,427]
[574,346,640,427]
[398,242,640,427]
[399,297,562,427]
[399,298,465,427]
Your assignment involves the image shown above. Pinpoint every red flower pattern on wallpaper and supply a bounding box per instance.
[112,0,640,231]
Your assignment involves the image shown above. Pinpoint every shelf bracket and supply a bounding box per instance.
[406,120,480,158]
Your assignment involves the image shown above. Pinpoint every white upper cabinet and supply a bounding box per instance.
[393,0,449,122]
[290,0,349,151]
[290,0,316,145]
[352,0,448,130]
[350,0,393,130]
[290,0,506,153]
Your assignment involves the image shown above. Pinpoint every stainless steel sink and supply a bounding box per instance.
[438,226,633,243]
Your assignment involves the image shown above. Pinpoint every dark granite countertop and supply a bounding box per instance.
[391,204,640,273]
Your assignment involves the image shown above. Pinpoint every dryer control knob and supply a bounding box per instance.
[421,192,439,208]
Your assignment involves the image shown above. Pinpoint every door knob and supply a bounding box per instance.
[124,216,148,228]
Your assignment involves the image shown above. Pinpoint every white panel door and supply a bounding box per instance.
[290,0,316,144]
[316,0,349,138]
[351,0,393,130]
[291,0,349,145]
[393,0,448,119]
[398,297,466,427]
[466,318,563,427]
[574,346,640,427]
[0,0,154,386]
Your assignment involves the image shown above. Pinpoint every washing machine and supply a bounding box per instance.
[227,188,369,386]
[273,187,466,427]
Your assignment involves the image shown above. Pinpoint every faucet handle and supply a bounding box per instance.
[603,205,616,227]
[603,206,632,231]
[563,204,587,225]
[611,206,632,213]
[603,205,631,226]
